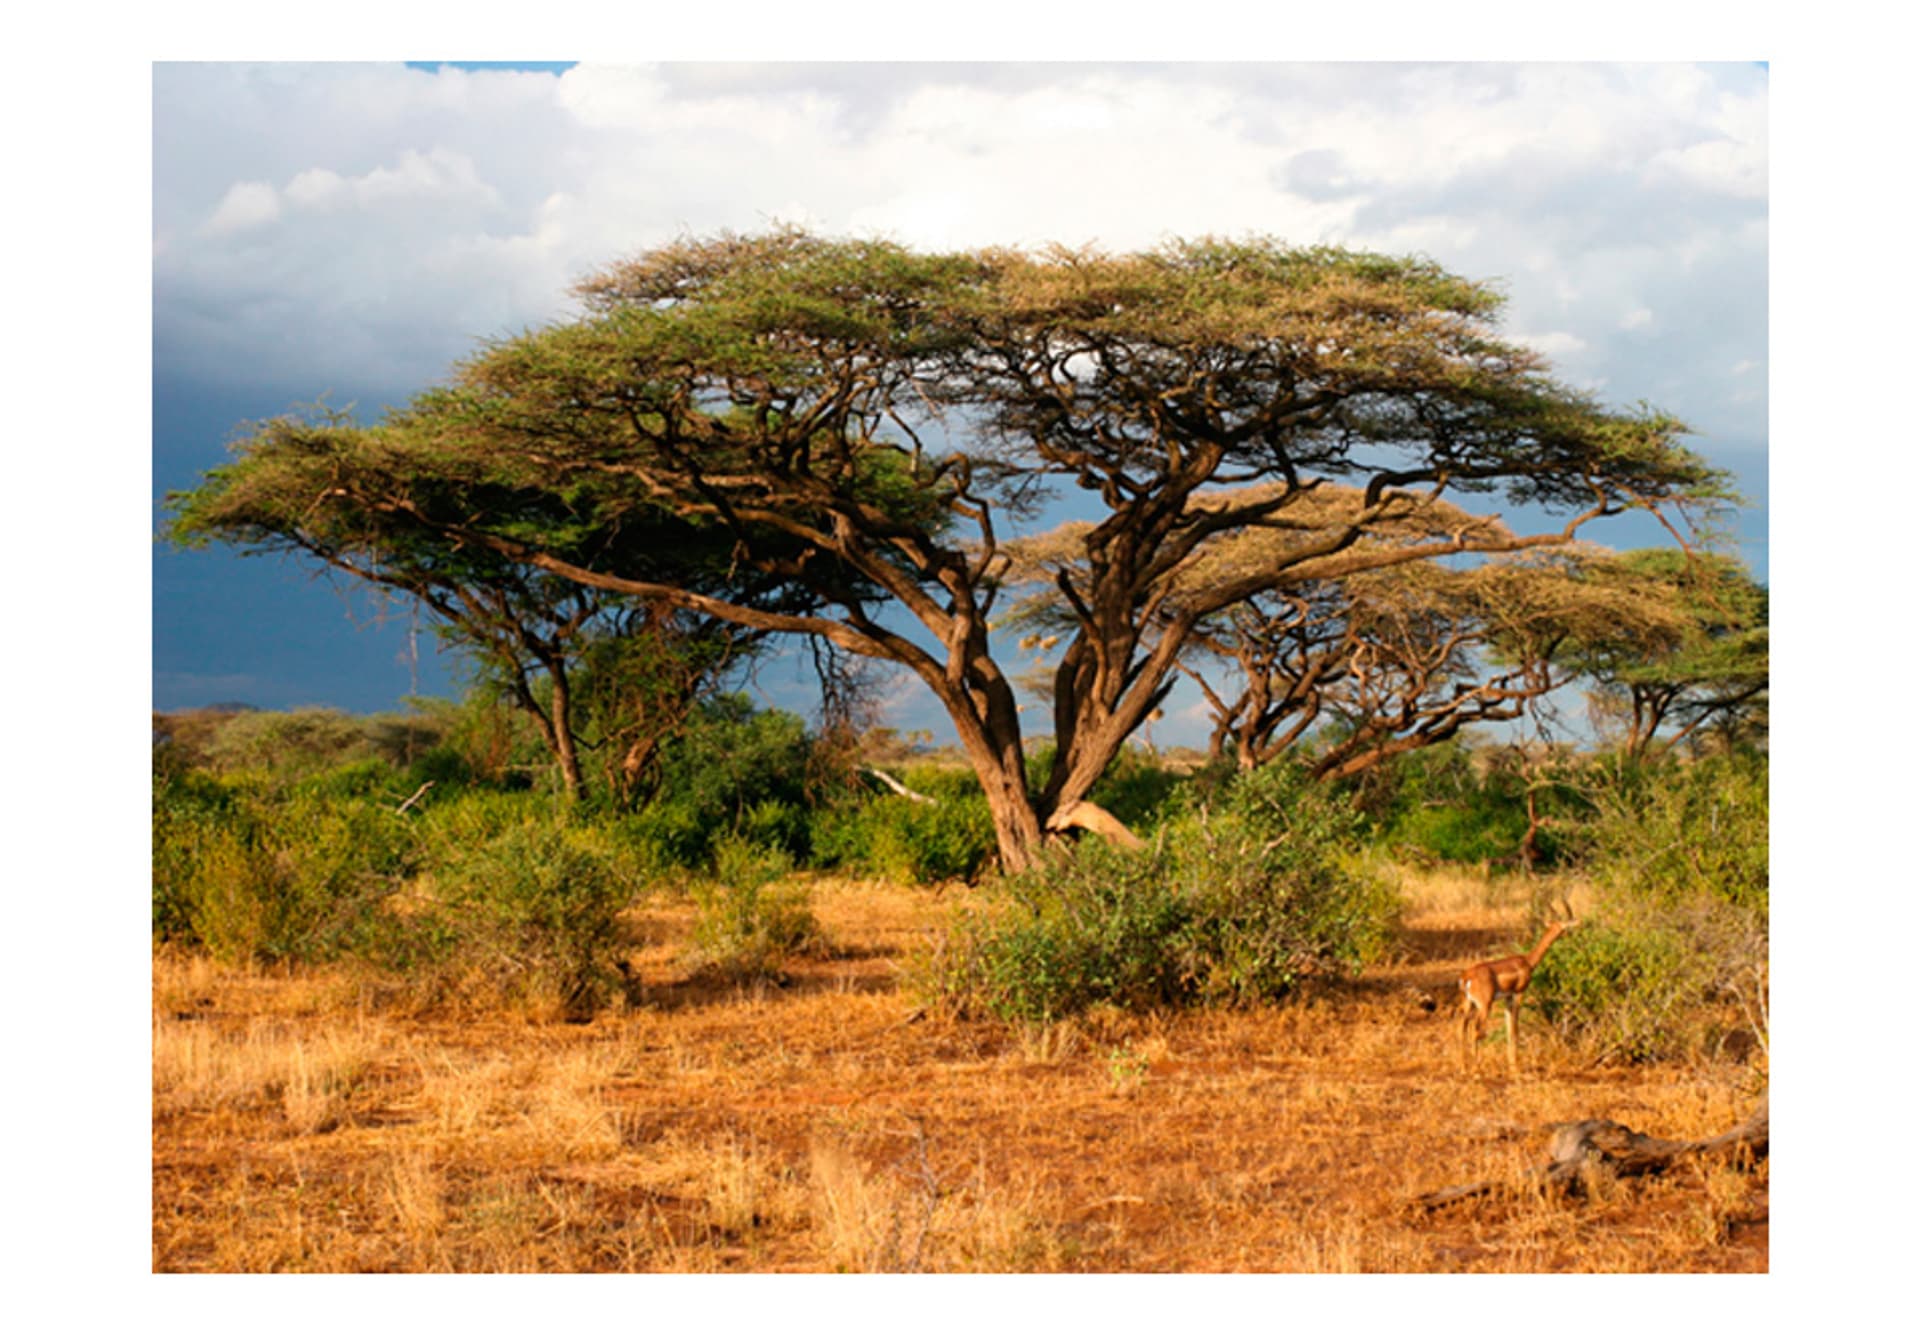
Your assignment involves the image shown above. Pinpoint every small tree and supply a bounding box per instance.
[166,412,784,798]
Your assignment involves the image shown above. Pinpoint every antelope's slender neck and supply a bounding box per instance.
[1525,923,1568,968]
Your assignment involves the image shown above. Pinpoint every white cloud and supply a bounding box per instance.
[1510,329,1588,361]
[204,181,281,234]
[156,60,1767,450]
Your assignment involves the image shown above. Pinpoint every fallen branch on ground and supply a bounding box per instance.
[1415,1095,1768,1211]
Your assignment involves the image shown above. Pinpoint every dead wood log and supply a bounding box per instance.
[1415,1096,1767,1211]
[862,765,938,804]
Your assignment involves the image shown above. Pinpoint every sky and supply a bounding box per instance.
[153,59,1770,743]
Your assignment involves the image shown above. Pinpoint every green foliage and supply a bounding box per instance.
[1389,802,1525,866]
[156,703,462,790]
[1574,750,1768,914]
[1350,742,1577,868]
[1569,549,1768,756]
[1527,751,1769,1064]
[633,694,817,865]
[151,770,241,943]
[198,707,381,779]
[1087,747,1189,833]
[434,683,557,791]
[689,835,822,980]
[412,786,574,848]
[151,778,415,964]
[811,767,997,885]
[394,817,639,1015]
[931,764,1399,1023]
[293,758,400,801]
[1528,897,1766,1064]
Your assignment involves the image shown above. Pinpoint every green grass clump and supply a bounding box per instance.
[688,836,823,980]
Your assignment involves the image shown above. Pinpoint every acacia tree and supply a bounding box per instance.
[1568,549,1768,759]
[1006,488,1690,781]
[166,413,776,799]
[178,231,1727,870]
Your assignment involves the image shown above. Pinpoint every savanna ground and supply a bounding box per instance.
[151,865,1767,1274]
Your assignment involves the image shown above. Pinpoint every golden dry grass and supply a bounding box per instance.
[151,870,1766,1273]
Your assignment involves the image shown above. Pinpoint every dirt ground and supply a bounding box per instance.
[151,869,1767,1272]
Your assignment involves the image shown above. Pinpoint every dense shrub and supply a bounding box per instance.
[388,818,640,1015]
[931,763,1400,1023]
[811,767,997,884]
[152,770,241,942]
[293,758,400,801]
[152,779,416,963]
[1528,896,1766,1064]
[1571,750,1768,914]
[1085,747,1189,834]
[198,707,381,778]
[1346,742,1584,869]
[1527,750,1769,1064]
[628,695,817,866]
[432,685,556,790]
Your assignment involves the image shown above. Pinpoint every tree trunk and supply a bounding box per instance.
[618,734,660,806]
[548,664,584,800]
[978,758,1047,873]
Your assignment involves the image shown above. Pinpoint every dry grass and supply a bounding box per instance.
[152,870,1766,1272]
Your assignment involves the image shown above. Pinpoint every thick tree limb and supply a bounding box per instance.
[1044,799,1147,849]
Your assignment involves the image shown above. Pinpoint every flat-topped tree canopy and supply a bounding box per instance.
[1002,488,1697,779]
[172,229,1732,870]
[165,407,827,799]
[1555,548,1769,758]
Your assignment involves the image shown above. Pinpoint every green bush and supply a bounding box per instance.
[415,786,569,843]
[198,707,381,779]
[1574,750,1768,914]
[811,780,997,885]
[1086,747,1189,834]
[1527,897,1766,1064]
[152,770,239,942]
[931,764,1399,1023]
[618,696,819,868]
[402,743,476,792]
[1351,742,1579,869]
[1526,750,1769,1064]
[152,782,415,964]
[293,757,399,801]
[689,835,822,980]
[394,818,639,1015]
